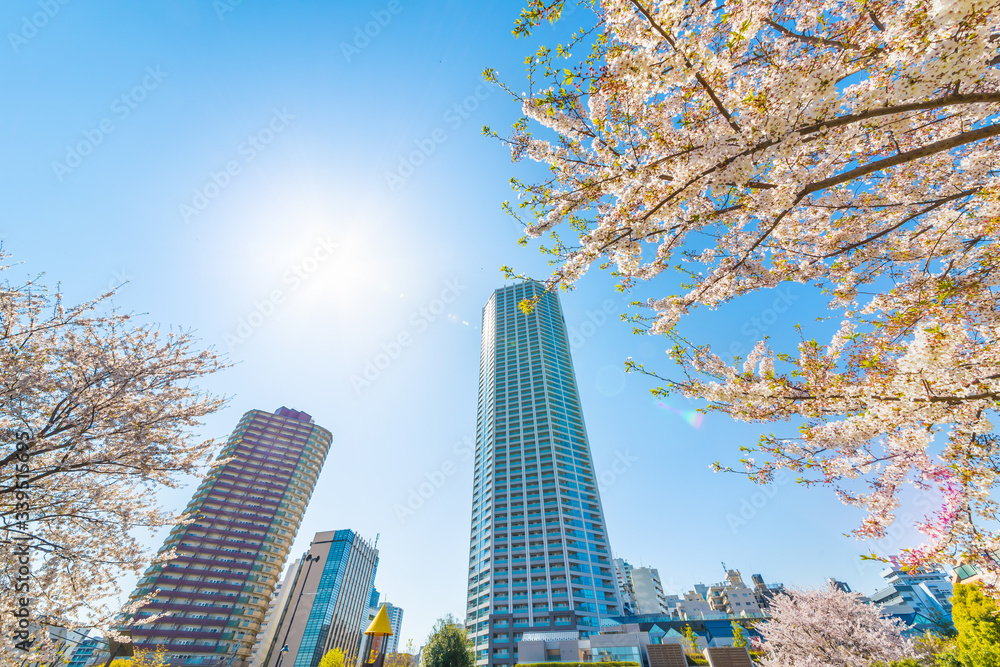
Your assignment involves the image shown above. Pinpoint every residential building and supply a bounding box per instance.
[632,567,668,615]
[952,556,1000,587]
[661,595,681,615]
[466,282,621,667]
[36,628,95,667]
[827,578,852,594]
[125,407,333,666]
[614,560,666,615]
[750,574,785,609]
[249,559,300,667]
[254,530,379,667]
[675,590,713,619]
[706,571,762,617]
[870,566,953,632]
[66,635,103,667]
[614,559,637,615]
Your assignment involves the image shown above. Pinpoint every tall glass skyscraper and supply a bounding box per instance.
[126,407,332,667]
[466,282,621,667]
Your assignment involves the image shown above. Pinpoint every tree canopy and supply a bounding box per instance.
[951,581,1000,666]
[0,255,226,661]
[491,0,1000,586]
[758,585,914,666]
[421,615,474,667]
[319,647,347,667]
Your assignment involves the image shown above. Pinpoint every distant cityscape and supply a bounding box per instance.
[45,283,984,667]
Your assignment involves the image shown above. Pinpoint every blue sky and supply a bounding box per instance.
[1,0,936,651]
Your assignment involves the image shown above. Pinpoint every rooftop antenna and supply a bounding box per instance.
[722,561,728,573]
[374,533,380,549]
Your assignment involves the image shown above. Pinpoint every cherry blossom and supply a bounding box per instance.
[492,0,1000,590]
[0,254,227,663]
[757,585,914,666]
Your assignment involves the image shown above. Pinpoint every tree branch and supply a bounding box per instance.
[800,123,1000,196]
[765,19,859,50]
[629,0,741,133]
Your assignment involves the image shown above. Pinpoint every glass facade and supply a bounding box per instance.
[593,646,641,663]
[289,531,379,667]
[126,407,332,666]
[467,282,620,667]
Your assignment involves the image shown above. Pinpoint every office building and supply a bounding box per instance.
[366,589,381,625]
[125,407,333,666]
[466,282,621,667]
[254,530,379,667]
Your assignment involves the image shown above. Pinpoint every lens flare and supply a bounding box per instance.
[656,401,705,429]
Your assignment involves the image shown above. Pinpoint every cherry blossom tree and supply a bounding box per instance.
[0,255,227,664]
[757,586,914,666]
[489,0,1000,588]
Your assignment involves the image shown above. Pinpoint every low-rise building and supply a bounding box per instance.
[870,566,953,634]
[706,571,762,617]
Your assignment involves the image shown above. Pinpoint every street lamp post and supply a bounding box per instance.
[273,554,322,667]
[274,645,289,667]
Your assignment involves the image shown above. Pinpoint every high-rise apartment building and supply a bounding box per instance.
[126,407,332,667]
[254,530,379,667]
[466,282,621,667]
